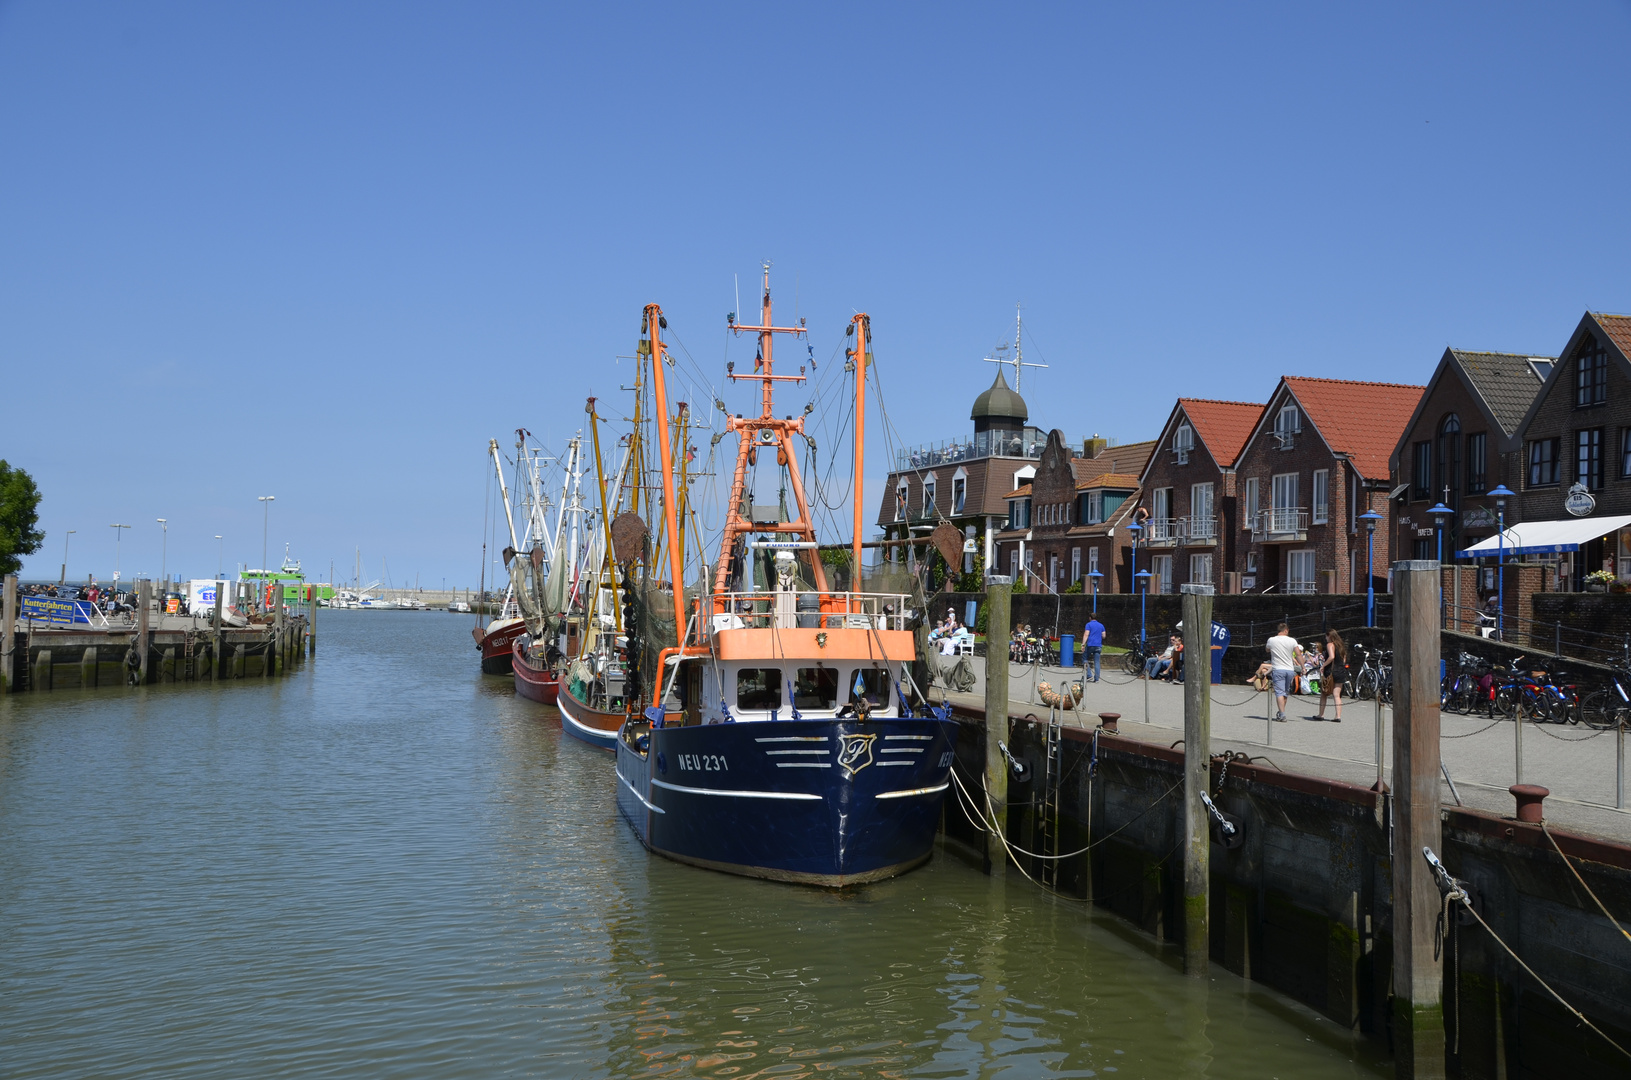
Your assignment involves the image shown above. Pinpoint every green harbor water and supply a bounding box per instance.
[0,612,1390,1078]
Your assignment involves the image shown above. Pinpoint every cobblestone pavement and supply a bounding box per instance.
[939,655,1631,844]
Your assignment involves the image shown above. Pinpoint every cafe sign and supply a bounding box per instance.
[1565,482,1596,518]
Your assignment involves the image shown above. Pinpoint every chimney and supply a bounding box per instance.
[1084,435,1108,458]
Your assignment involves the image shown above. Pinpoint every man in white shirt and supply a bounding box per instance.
[1265,622,1301,723]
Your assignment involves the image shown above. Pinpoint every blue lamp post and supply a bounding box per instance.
[1489,484,1516,641]
[1358,510,1381,627]
[1088,570,1103,614]
[1126,520,1144,645]
[1135,569,1152,648]
[1428,500,1454,628]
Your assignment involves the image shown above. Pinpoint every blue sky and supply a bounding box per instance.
[4,1,1630,587]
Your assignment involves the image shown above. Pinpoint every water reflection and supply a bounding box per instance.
[0,611,1387,1079]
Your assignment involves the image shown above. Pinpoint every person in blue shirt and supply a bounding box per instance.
[1081,616,1105,682]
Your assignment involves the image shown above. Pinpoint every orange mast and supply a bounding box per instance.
[713,265,829,597]
[848,313,869,591]
[644,304,689,641]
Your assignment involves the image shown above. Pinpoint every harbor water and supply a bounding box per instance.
[0,612,1390,1078]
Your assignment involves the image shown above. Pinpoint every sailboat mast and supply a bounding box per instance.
[849,313,869,589]
[644,304,689,638]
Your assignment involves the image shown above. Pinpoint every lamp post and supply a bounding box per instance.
[1490,485,1516,642]
[60,529,75,585]
[258,496,275,574]
[1428,500,1454,628]
[215,536,223,578]
[110,523,131,584]
[1126,520,1145,647]
[1135,569,1152,648]
[1358,510,1381,627]
[156,519,168,585]
[1088,570,1103,615]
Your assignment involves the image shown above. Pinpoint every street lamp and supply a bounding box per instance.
[1135,568,1152,650]
[60,529,75,585]
[215,536,223,578]
[109,523,131,583]
[156,519,168,584]
[1358,510,1381,627]
[1126,519,1145,646]
[1428,500,1454,629]
[1088,570,1103,615]
[1490,484,1516,641]
[258,496,276,574]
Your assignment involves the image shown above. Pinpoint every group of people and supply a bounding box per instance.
[1259,623,1349,723]
[928,608,970,655]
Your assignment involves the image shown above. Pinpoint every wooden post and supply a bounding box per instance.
[308,587,316,655]
[1391,560,1447,1079]
[212,580,225,681]
[1,574,16,693]
[271,600,284,677]
[1180,584,1213,977]
[137,580,152,685]
[984,576,1012,876]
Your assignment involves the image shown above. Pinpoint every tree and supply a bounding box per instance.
[0,461,44,578]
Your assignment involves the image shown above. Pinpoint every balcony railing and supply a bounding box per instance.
[1284,580,1318,595]
[1146,515,1219,546]
[1251,507,1309,541]
[896,427,1064,471]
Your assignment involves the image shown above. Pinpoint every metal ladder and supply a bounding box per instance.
[1037,712,1065,888]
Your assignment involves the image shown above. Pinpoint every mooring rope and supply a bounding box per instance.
[948,765,1182,862]
[1541,823,1631,949]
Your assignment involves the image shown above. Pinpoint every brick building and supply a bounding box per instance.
[1388,349,1551,569]
[1232,377,1424,594]
[1138,398,1262,593]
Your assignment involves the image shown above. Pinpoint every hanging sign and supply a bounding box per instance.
[1461,505,1496,529]
[1565,482,1596,518]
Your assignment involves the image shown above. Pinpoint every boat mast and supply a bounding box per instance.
[586,398,623,633]
[713,265,828,596]
[644,304,689,638]
[489,439,521,553]
[848,313,870,591]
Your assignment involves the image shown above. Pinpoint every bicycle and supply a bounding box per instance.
[1121,636,1153,676]
[1577,664,1631,731]
[1440,652,1490,715]
[1351,645,1392,702]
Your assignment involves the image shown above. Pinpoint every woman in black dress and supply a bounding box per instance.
[1317,629,1348,721]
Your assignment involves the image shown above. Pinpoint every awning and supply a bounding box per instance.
[1456,514,1631,558]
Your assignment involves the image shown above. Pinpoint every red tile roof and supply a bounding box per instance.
[1072,440,1157,484]
[1002,484,1033,499]
[1177,398,1262,467]
[1076,472,1142,490]
[1595,312,1631,359]
[1281,376,1426,481]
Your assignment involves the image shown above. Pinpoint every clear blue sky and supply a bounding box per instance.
[5,1,1630,587]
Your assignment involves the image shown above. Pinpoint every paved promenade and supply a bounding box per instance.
[939,656,1631,845]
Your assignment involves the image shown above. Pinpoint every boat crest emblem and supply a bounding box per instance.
[816,631,828,648]
[837,733,876,777]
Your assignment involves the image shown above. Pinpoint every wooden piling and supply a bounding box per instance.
[212,580,225,681]
[1391,560,1447,1079]
[1180,584,1213,977]
[2,574,16,693]
[307,587,316,655]
[984,576,1012,876]
[137,580,152,685]
[271,601,283,677]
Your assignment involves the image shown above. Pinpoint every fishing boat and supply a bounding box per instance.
[612,271,958,887]
[512,434,590,709]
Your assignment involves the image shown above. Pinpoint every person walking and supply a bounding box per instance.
[1081,615,1105,682]
[1316,629,1348,721]
[1266,622,1301,723]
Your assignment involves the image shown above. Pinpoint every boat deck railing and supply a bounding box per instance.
[706,591,914,632]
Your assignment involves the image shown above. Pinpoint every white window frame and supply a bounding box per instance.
[1071,547,1081,584]
[1243,476,1259,529]
[1150,554,1173,595]
[1088,547,1100,576]
[1189,553,1213,586]
[1009,550,1019,580]
[1271,472,1298,509]
[1190,482,1214,536]
[1287,548,1317,593]
[1087,492,1103,525]
[1277,405,1300,434]
[895,483,908,522]
[952,468,968,515]
[922,473,936,517]
[1312,469,1329,525]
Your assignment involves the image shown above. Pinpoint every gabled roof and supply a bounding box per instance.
[1072,440,1157,485]
[1276,376,1425,481]
[1177,399,1262,467]
[1453,351,1551,437]
[1514,311,1631,442]
[1076,472,1142,490]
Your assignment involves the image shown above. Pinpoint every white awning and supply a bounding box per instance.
[1456,514,1631,558]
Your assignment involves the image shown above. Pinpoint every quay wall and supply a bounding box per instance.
[2,617,308,691]
[944,709,1631,1079]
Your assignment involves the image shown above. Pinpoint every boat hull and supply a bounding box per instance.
[511,637,560,705]
[555,684,624,751]
[615,716,958,886]
[476,618,524,675]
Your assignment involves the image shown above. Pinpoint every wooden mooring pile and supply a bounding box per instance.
[0,576,314,692]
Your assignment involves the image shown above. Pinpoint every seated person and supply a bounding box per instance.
[1145,635,1178,679]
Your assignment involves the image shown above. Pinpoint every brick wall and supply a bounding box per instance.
[1518,333,1631,521]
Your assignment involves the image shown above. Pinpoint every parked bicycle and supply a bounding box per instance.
[1577,663,1631,730]
[1350,644,1392,703]
[1121,636,1154,677]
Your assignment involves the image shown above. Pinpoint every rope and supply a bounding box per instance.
[1541,823,1631,949]
[948,765,1182,861]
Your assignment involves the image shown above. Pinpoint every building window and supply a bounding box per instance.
[1049,553,1059,590]
[1152,487,1172,540]
[1412,441,1432,500]
[1085,493,1102,525]
[1577,343,1608,407]
[1287,549,1316,594]
[1088,547,1099,576]
[1243,477,1259,527]
[1466,433,1487,494]
[922,479,936,516]
[895,484,908,521]
[1190,482,1214,538]
[1274,405,1300,448]
[1312,469,1329,525]
[1622,429,1631,478]
[1436,414,1460,503]
[1071,547,1080,584]
[1246,551,1258,573]
[1413,537,1434,561]
[1578,428,1603,491]
[1189,553,1212,586]
[952,473,966,514]
[1528,438,1560,487]
[1174,421,1194,462]
[1009,550,1019,580]
[1007,497,1032,530]
[1150,554,1172,595]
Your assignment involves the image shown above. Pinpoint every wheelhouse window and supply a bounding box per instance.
[1578,428,1604,490]
[736,668,784,711]
[1528,437,1560,487]
[1466,432,1487,494]
[850,668,891,709]
[1412,441,1432,500]
[1577,343,1608,407]
[793,667,840,711]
